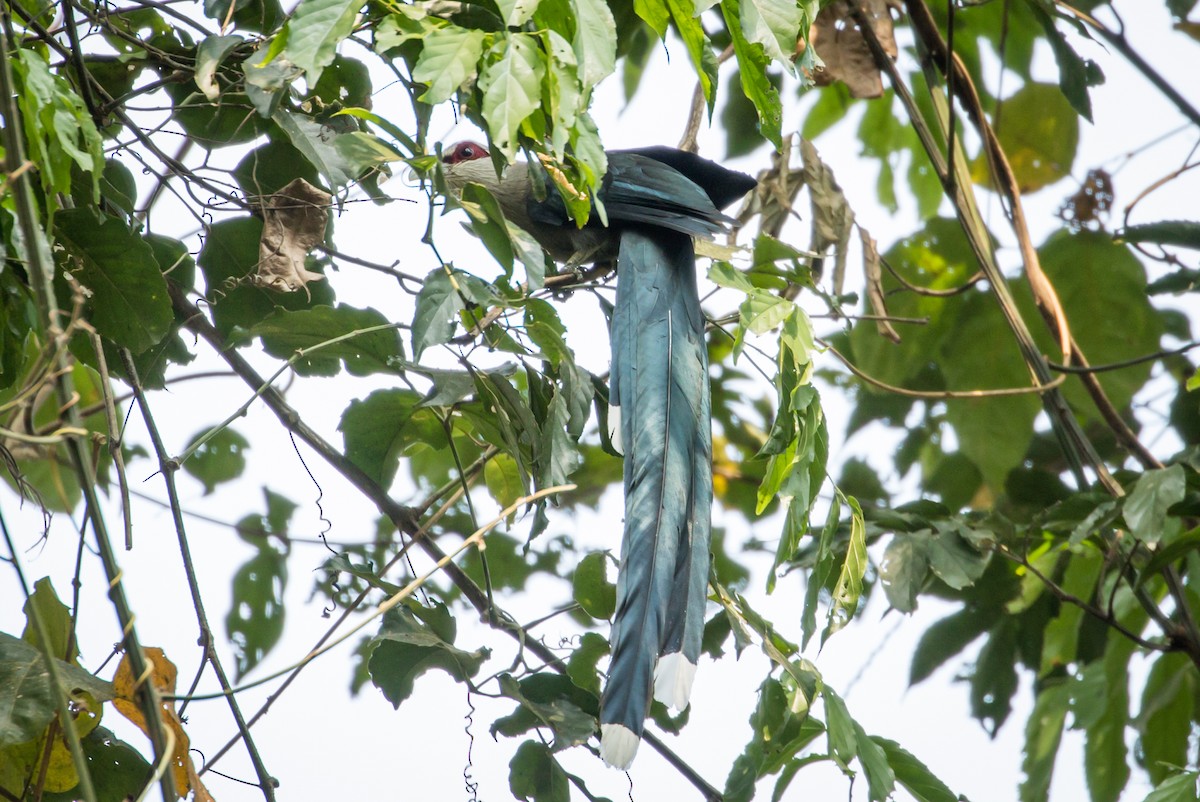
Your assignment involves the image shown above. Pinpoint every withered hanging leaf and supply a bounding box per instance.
[112,647,215,801]
[860,226,900,343]
[1057,168,1113,231]
[735,133,807,245]
[255,177,331,294]
[801,138,855,293]
[808,0,898,100]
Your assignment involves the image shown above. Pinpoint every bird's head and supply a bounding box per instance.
[443,141,490,165]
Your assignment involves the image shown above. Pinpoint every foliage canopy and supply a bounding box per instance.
[2,0,1200,800]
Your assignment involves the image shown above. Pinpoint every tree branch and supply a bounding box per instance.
[167,285,725,800]
[119,348,278,801]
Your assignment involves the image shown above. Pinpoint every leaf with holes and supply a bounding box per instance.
[226,549,288,679]
[182,427,249,495]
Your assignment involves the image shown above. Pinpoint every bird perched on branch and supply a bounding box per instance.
[443,141,756,769]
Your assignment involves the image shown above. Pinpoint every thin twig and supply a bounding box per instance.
[89,332,133,549]
[818,337,1067,399]
[993,545,1166,652]
[678,45,734,154]
[169,286,725,799]
[119,349,278,801]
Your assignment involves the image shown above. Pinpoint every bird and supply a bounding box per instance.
[443,141,757,769]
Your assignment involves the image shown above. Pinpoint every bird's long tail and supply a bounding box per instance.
[600,227,712,770]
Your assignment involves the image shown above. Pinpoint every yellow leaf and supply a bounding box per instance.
[113,647,216,801]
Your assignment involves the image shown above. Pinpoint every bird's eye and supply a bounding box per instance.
[461,145,475,159]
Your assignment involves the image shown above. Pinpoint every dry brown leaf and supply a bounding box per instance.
[859,226,900,343]
[1057,168,1113,231]
[255,177,331,294]
[801,139,855,294]
[808,0,898,99]
[1175,20,1200,42]
[735,133,807,242]
[113,647,215,801]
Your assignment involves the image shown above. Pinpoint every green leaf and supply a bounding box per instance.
[204,0,283,33]
[1019,681,1070,802]
[485,453,523,510]
[633,0,669,36]
[0,632,114,748]
[338,389,424,487]
[879,531,930,613]
[972,617,1020,734]
[20,579,76,665]
[801,476,837,647]
[226,549,288,679]
[570,0,617,88]
[910,606,992,685]
[666,0,715,108]
[565,632,607,697]
[251,304,403,376]
[1027,4,1103,121]
[1040,546,1103,674]
[973,82,1078,193]
[822,685,857,764]
[538,390,579,486]
[459,182,518,272]
[235,487,298,548]
[1084,646,1132,802]
[1120,220,1200,250]
[926,524,989,590]
[480,34,545,159]
[827,496,866,638]
[496,0,540,26]
[740,291,795,335]
[195,34,244,100]
[940,291,1041,492]
[273,109,365,189]
[1138,654,1194,784]
[508,740,570,802]
[368,602,487,706]
[1144,772,1200,802]
[1139,526,1200,585]
[412,268,466,358]
[492,674,596,749]
[737,0,800,69]
[876,737,960,802]
[280,0,361,85]
[1036,230,1162,420]
[412,26,486,103]
[853,723,896,802]
[725,677,824,802]
[572,552,615,619]
[42,726,152,802]
[1123,464,1186,543]
[242,46,303,117]
[55,209,171,353]
[14,51,103,210]
[182,426,249,494]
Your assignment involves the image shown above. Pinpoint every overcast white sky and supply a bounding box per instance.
[3,2,1199,800]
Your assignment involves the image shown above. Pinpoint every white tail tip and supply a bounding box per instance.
[608,403,623,455]
[653,653,697,712]
[600,723,639,769]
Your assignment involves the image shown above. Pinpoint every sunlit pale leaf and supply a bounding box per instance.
[412,26,486,104]
[480,35,545,159]
[280,0,360,85]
